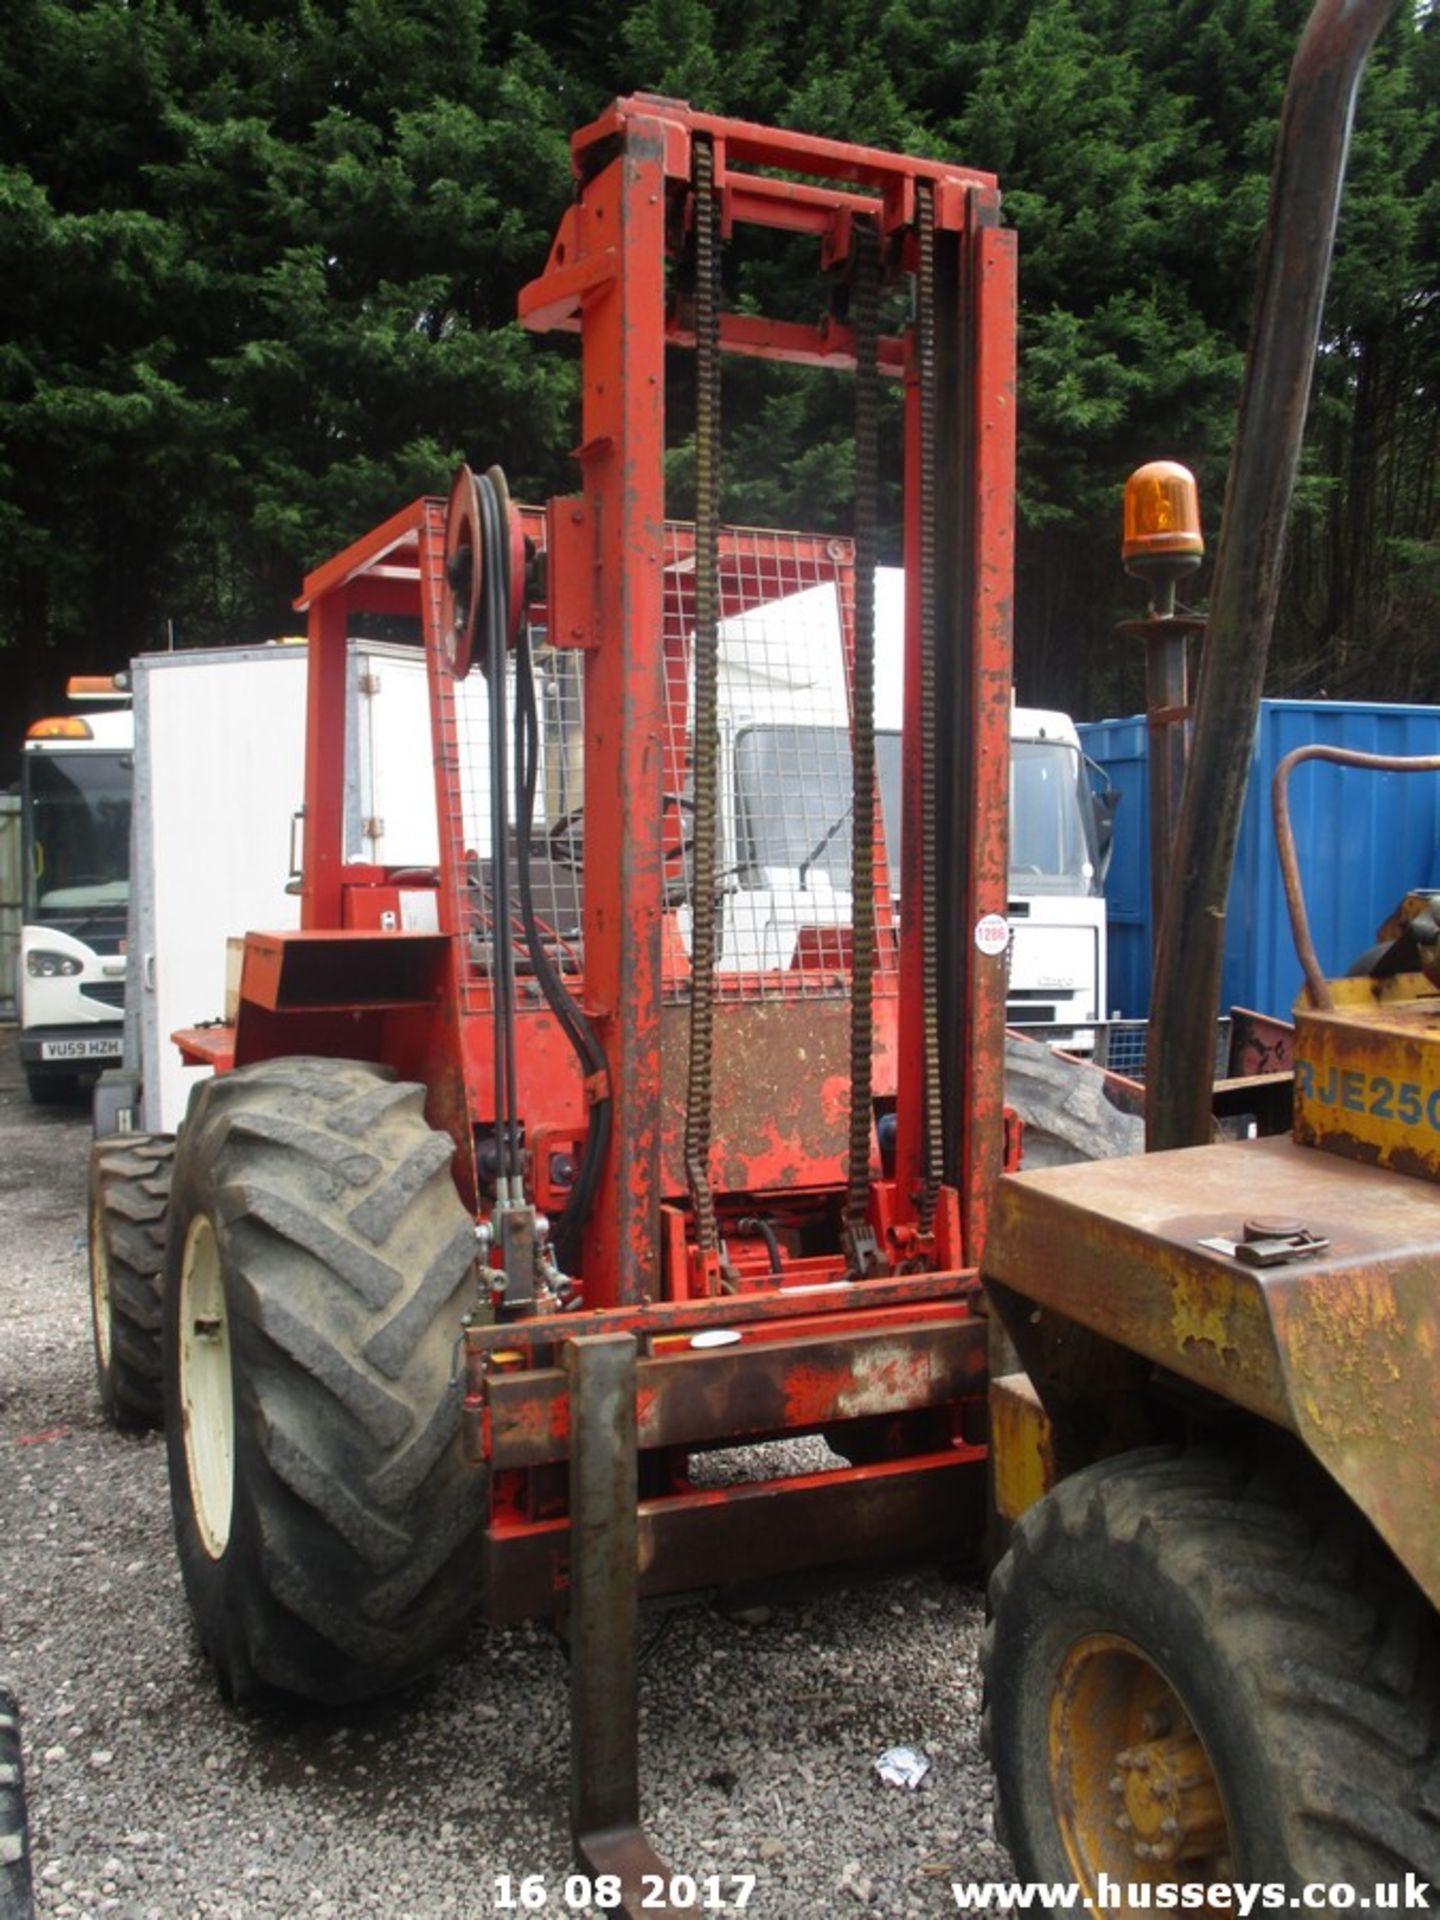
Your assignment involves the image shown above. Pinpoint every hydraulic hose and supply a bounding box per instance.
[478,472,521,1193]
[513,617,612,1276]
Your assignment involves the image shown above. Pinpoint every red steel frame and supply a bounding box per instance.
[193,96,1017,1618]
[520,96,1016,1304]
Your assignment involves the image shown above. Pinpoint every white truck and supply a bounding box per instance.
[1003,707,1109,1050]
[89,639,408,1430]
[18,693,134,1102]
[698,568,1109,1049]
[101,638,456,1138]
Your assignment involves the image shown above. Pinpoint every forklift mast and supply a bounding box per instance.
[510,99,1016,1299]
[265,99,1018,1306]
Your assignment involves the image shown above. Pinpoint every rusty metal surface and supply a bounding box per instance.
[658,997,895,1198]
[911,183,946,1233]
[898,191,1018,1257]
[954,223,1017,1264]
[846,214,883,1243]
[483,1449,985,1625]
[989,1370,1055,1522]
[576,1832,677,1920]
[570,121,669,1310]
[1145,0,1399,1150]
[1141,620,1190,958]
[985,1131,1440,1605]
[682,135,723,1265]
[565,1335,676,1917]
[1227,1006,1294,1077]
[1292,977,1440,1178]
[465,1270,974,1360]
[485,1316,985,1468]
[1216,1005,1296,1137]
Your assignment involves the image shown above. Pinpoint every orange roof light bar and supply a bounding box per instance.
[65,673,131,701]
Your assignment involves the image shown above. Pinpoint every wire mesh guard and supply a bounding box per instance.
[1089,1017,1234,1084]
[430,644,587,1015]
[426,519,901,1014]
[660,524,899,1004]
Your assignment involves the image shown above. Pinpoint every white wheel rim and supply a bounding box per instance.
[90,1196,112,1373]
[179,1214,234,1559]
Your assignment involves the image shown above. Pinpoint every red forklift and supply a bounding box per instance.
[133,96,1016,1897]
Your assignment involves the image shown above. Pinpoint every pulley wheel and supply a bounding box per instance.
[484,463,528,647]
[442,463,483,678]
[441,463,527,678]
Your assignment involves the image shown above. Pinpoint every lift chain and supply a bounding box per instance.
[917,181,945,1233]
[683,136,723,1269]
[844,216,882,1270]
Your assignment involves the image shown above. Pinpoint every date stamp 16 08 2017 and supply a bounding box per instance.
[489,1873,759,1911]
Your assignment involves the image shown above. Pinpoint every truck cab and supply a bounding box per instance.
[695,570,1107,1048]
[1006,708,1108,1050]
[19,702,132,1102]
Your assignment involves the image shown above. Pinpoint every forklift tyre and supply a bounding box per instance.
[89,1133,174,1430]
[0,1685,33,1920]
[983,1448,1440,1892]
[162,1057,486,1706]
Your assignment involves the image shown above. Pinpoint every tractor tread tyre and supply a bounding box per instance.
[0,1686,34,1920]
[89,1133,174,1430]
[163,1058,484,1706]
[983,1448,1440,1890]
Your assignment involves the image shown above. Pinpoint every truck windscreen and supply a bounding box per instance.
[24,751,131,919]
[1010,740,1099,897]
[733,725,904,885]
[735,727,1100,901]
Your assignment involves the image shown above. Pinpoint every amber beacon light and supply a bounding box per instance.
[1122,461,1203,616]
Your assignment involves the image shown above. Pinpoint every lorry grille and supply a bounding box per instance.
[79,982,126,1011]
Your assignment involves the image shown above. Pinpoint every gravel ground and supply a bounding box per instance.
[0,1028,1011,1919]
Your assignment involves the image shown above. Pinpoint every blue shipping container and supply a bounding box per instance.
[1079,700,1440,1022]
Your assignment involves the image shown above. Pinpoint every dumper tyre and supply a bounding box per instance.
[89,1132,174,1430]
[162,1057,485,1706]
[0,1684,33,1920]
[983,1447,1440,1895]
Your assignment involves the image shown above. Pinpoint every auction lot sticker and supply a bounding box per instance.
[974,913,1010,956]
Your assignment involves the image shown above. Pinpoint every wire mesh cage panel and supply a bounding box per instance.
[420,504,583,1017]
[422,511,900,1017]
[431,649,586,1017]
[1088,1017,1234,1084]
[660,524,898,1004]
